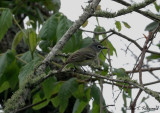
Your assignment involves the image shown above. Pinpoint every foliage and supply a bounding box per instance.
[0,0,159,113]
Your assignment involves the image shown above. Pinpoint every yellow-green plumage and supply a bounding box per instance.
[58,42,106,72]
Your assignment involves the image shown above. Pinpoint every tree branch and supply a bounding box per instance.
[112,0,160,22]
[79,29,160,55]
[74,71,160,102]
[110,29,160,55]
[94,0,156,20]
[126,67,160,74]
[130,89,142,113]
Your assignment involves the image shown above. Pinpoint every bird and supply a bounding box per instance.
[58,42,107,72]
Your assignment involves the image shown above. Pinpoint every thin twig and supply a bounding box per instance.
[110,29,160,55]
[130,89,142,113]
[126,67,160,74]
[80,28,112,35]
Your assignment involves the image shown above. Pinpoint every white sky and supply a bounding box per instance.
[60,0,160,113]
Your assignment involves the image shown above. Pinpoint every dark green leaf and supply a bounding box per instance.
[101,62,109,76]
[18,57,41,87]
[39,14,59,44]
[147,54,160,60]
[122,21,131,29]
[57,15,82,53]
[39,40,50,52]
[91,83,106,105]
[20,51,40,63]
[32,90,49,110]
[43,0,61,12]
[51,96,60,107]
[91,84,100,105]
[72,87,91,113]
[0,50,15,78]
[0,50,19,92]
[56,15,72,41]
[145,21,159,32]
[113,68,128,78]
[122,91,128,107]
[42,76,57,98]
[80,37,93,48]
[0,81,9,93]
[11,31,24,50]
[154,2,160,12]
[72,84,85,100]
[115,21,121,31]
[92,101,100,113]
[72,99,89,113]
[0,9,12,41]
[58,78,78,113]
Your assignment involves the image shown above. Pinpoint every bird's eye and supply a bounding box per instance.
[97,45,102,49]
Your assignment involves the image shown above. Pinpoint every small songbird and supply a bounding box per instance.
[58,42,107,72]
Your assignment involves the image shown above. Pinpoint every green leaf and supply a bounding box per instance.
[72,84,85,100]
[80,37,93,48]
[91,84,100,105]
[72,99,89,113]
[100,39,116,57]
[58,78,78,113]
[122,21,131,29]
[0,81,9,93]
[0,50,19,92]
[91,84,106,105]
[57,15,82,53]
[140,95,149,104]
[101,62,109,76]
[32,90,49,110]
[113,68,128,78]
[154,2,160,12]
[28,29,37,54]
[39,14,59,45]
[115,21,121,31]
[20,51,41,63]
[72,87,91,113]
[18,57,41,87]
[145,21,159,32]
[39,40,50,52]
[42,76,57,98]
[94,26,107,39]
[92,101,100,113]
[51,96,59,107]
[43,0,61,12]
[0,50,15,78]
[147,53,160,60]
[11,31,24,50]
[0,9,12,41]
[57,15,72,41]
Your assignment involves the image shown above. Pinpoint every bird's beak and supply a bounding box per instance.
[101,46,108,49]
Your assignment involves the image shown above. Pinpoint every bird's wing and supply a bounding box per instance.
[66,48,96,63]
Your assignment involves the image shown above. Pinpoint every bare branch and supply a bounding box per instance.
[130,89,142,113]
[126,67,160,74]
[110,29,160,55]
